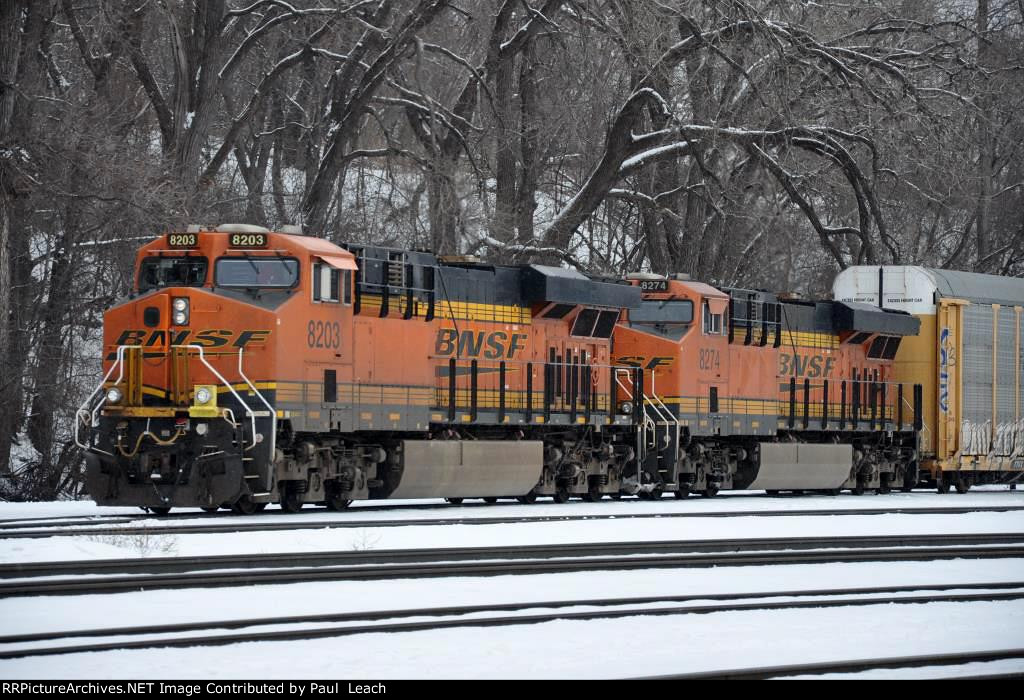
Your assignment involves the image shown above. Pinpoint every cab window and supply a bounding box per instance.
[313,263,340,302]
[313,264,353,304]
[629,299,694,340]
[138,256,207,291]
[702,301,723,335]
[215,257,299,288]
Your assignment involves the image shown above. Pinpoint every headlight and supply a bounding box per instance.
[106,387,123,403]
[618,400,633,415]
[195,387,212,404]
[172,298,189,325]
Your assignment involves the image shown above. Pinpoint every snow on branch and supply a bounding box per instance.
[619,141,693,173]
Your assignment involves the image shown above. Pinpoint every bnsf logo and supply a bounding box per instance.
[615,356,675,370]
[939,327,949,413]
[434,328,528,359]
[112,329,271,348]
[778,353,835,378]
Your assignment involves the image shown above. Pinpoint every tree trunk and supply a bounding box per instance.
[975,0,993,269]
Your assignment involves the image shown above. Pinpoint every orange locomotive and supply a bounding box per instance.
[614,274,924,497]
[80,225,642,513]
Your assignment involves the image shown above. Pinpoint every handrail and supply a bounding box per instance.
[238,347,277,459]
[74,345,129,450]
[648,371,681,477]
[614,367,654,488]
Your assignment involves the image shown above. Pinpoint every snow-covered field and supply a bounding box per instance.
[2,489,1023,679]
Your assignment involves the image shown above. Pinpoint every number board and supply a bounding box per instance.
[228,232,268,248]
[639,280,669,292]
[167,233,198,249]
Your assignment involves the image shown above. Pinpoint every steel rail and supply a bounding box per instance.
[2,542,1023,597]
[5,532,1024,579]
[1,586,1023,660]
[634,648,1024,679]
[4,505,1024,539]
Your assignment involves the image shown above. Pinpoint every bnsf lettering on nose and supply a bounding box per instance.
[435,329,528,359]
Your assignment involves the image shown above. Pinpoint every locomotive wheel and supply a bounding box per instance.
[150,506,171,516]
[483,497,499,504]
[231,496,259,515]
[650,487,664,499]
[583,483,604,502]
[280,488,304,514]
[702,486,719,498]
[674,484,690,499]
[553,486,570,504]
[445,497,464,505]
[516,491,537,504]
[326,495,352,511]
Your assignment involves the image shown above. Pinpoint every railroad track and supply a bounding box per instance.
[1,582,1022,660]
[3,504,1024,539]
[637,648,1024,679]
[3,533,1023,597]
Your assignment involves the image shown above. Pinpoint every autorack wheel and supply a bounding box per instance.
[937,481,951,494]
[483,497,498,504]
[955,475,972,494]
[150,506,171,516]
[201,506,220,514]
[445,497,464,505]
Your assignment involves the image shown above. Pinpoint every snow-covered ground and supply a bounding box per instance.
[1,489,1023,679]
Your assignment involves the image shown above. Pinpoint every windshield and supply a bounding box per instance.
[630,299,694,324]
[215,257,299,288]
[138,257,208,291]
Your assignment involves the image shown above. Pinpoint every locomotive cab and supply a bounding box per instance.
[80,224,360,514]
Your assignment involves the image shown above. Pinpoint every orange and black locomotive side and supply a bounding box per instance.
[81,225,642,513]
[613,274,924,498]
